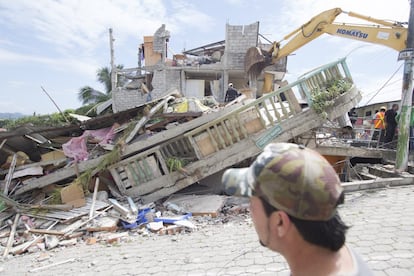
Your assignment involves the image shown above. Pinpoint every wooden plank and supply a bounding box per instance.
[89,178,100,219]
[11,166,43,179]
[3,214,20,257]
[4,154,17,196]
[125,94,176,143]
[28,229,64,236]
[109,167,127,194]
[126,174,175,197]
[193,132,216,158]
[206,128,219,152]
[23,198,110,224]
[226,117,240,142]
[280,80,302,114]
[125,165,136,187]
[145,155,162,178]
[213,124,226,149]
[155,151,169,175]
[235,113,248,138]
[186,135,204,160]
[15,155,105,195]
[29,258,76,273]
[267,99,281,123]
[62,205,113,236]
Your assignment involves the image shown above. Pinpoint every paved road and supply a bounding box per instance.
[1,185,413,276]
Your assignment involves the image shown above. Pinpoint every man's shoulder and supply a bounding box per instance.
[347,245,374,276]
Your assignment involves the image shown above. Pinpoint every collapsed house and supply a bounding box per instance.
[110,22,286,114]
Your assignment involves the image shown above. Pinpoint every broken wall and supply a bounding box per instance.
[224,22,259,70]
[113,69,181,112]
[220,22,259,100]
[153,24,170,60]
[112,88,149,112]
[150,69,181,99]
[143,36,162,66]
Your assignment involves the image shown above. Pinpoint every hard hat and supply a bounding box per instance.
[228,83,233,87]
[380,106,387,111]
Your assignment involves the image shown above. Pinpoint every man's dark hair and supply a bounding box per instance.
[260,197,349,252]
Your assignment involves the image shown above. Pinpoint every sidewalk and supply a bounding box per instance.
[1,185,413,276]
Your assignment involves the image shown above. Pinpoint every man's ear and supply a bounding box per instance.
[269,211,291,237]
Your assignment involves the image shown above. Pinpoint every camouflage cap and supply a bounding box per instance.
[222,143,343,221]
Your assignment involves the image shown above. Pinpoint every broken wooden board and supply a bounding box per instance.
[22,197,109,224]
[15,155,105,195]
[164,194,226,218]
[41,150,66,162]
[11,166,43,179]
[125,94,177,143]
[60,182,86,208]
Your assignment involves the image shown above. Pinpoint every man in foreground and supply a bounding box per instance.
[222,142,373,275]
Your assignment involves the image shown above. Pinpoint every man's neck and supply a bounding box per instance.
[285,244,353,276]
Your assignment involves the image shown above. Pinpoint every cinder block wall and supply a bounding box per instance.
[225,22,259,70]
[112,87,148,112]
[150,68,181,98]
[113,68,181,112]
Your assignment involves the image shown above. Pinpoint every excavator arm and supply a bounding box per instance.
[245,7,408,92]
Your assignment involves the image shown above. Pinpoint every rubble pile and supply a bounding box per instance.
[0,57,371,259]
[0,92,248,258]
[0,192,249,257]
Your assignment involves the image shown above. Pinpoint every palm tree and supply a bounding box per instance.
[78,65,125,105]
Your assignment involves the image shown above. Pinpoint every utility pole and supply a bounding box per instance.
[109,28,116,99]
[396,1,414,171]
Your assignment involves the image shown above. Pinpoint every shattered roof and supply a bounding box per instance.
[183,40,225,57]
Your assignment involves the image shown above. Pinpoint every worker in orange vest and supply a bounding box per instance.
[372,106,386,143]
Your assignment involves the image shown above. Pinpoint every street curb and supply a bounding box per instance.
[342,177,414,192]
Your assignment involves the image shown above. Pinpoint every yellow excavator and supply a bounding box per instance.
[245,7,408,94]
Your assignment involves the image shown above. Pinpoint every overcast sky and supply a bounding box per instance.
[0,0,410,115]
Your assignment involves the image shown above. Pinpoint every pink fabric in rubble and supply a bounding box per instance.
[62,124,117,161]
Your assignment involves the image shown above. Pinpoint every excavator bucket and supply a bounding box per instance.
[244,46,287,77]
[245,46,287,94]
[244,47,269,77]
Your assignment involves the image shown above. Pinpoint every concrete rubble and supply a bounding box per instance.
[0,93,238,257]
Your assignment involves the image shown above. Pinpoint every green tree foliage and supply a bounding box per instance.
[2,111,77,130]
[78,65,126,105]
[311,79,352,118]
[78,86,110,105]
